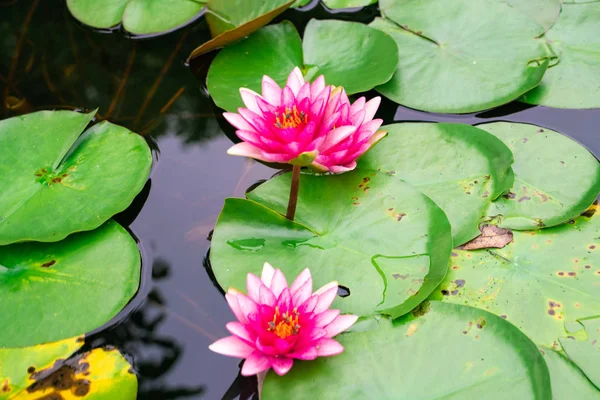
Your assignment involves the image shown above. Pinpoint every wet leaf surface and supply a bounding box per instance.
[0,110,152,244]
[0,336,137,399]
[493,0,561,32]
[432,211,600,348]
[67,0,206,35]
[358,122,514,246]
[206,20,398,112]
[0,221,141,347]
[479,122,600,230]
[262,301,551,399]
[210,170,452,318]
[322,0,377,9]
[521,2,600,108]
[540,347,600,399]
[457,225,513,250]
[372,0,549,113]
[560,316,600,390]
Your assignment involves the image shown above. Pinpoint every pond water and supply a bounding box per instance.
[1,1,599,399]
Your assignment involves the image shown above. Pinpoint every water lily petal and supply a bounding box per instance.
[320,126,357,152]
[261,262,275,286]
[349,109,366,127]
[290,268,311,294]
[270,269,288,297]
[226,321,255,343]
[235,130,263,148]
[288,346,318,360]
[240,88,262,114]
[276,287,293,312]
[314,282,339,314]
[316,338,344,356]
[209,336,255,358]
[330,163,357,174]
[368,130,387,145]
[363,97,381,121]
[270,356,294,376]
[314,309,340,328]
[223,112,255,132]
[246,273,263,302]
[227,142,265,161]
[325,314,358,337]
[225,290,247,324]
[349,97,366,116]
[262,76,281,107]
[310,75,326,101]
[281,86,296,109]
[237,293,259,319]
[286,66,305,96]
[298,294,319,314]
[297,82,311,103]
[259,284,276,307]
[242,351,272,376]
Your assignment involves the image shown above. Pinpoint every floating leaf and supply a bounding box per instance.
[358,122,514,246]
[0,220,141,347]
[188,0,293,60]
[479,122,600,230]
[0,336,137,399]
[431,211,600,348]
[521,2,600,108]
[206,20,398,111]
[322,0,377,10]
[0,110,152,245]
[262,302,551,399]
[66,0,205,35]
[210,170,452,318]
[560,316,600,390]
[541,347,600,399]
[457,225,513,250]
[494,0,561,32]
[372,0,549,113]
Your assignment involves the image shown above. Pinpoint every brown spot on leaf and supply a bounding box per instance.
[41,260,56,268]
[451,252,458,257]
[517,196,531,202]
[500,315,507,319]
[503,192,516,199]
[455,279,466,288]
[476,318,486,329]
[358,177,370,188]
[457,225,513,250]
[568,272,577,277]
[1,379,10,393]
[396,212,406,222]
[548,309,555,316]
[28,366,36,374]
[27,351,95,398]
[392,273,408,280]
[558,271,565,276]
[412,301,430,317]
[585,265,592,269]
[590,245,596,250]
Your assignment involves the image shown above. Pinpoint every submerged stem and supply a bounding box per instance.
[286,165,301,221]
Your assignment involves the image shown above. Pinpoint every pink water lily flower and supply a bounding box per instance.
[313,87,386,173]
[209,262,358,376]
[225,67,340,166]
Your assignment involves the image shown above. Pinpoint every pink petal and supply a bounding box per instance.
[349,109,366,126]
[368,130,387,145]
[281,86,296,108]
[270,356,294,376]
[259,285,276,306]
[270,269,288,297]
[316,338,344,356]
[330,163,357,174]
[227,142,265,161]
[276,288,293,311]
[261,262,275,287]
[288,346,318,360]
[226,321,254,343]
[237,293,259,319]
[320,126,357,152]
[256,96,277,114]
[314,309,340,328]
[226,290,248,324]
[349,97,366,115]
[314,282,339,314]
[241,351,272,376]
[286,66,304,95]
[292,279,312,307]
[236,130,263,148]
[361,119,383,135]
[246,273,263,302]
[209,336,255,358]
[262,76,282,106]
[325,314,358,337]
[223,112,256,132]
[363,97,381,121]
[238,108,270,134]
[297,82,311,102]
[240,88,262,114]
[310,75,326,101]
[290,268,312,294]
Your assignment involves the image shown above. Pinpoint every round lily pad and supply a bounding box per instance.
[0,336,137,399]
[358,122,514,246]
[322,0,377,11]
[541,347,600,399]
[560,316,600,390]
[520,2,600,109]
[67,0,205,35]
[494,0,561,32]
[210,170,452,318]
[0,220,141,347]
[206,20,398,112]
[372,0,549,113]
[431,210,600,348]
[262,301,551,399]
[478,122,600,230]
[0,110,152,245]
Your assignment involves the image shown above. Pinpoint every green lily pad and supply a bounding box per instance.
[262,301,551,399]
[560,316,600,390]
[188,0,293,60]
[206,20,398,112]
[478,122,600,230]
[521,2,600,109]
[431,211,600,348]
[323,0,377,10]
[0,110,152,245]
[541,347,600,399]
[210,170,452,318]
[494,0,561,31]
[0,220,141,347]
[66,0,205,35]
[0,336,137,399]
[358,122,514,246]
[372,0,549,113]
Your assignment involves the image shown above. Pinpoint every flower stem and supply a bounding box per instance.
[286,165,301,221]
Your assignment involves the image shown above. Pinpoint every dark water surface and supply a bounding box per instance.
[1,1,599,399]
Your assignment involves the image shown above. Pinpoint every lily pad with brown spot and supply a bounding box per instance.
[0,336,137,399]
[457,225,513,250]
[0,220,140,347]
[262,301,551,399]
[431,211,600,348]
[560,316,600,390]
[479,122,600,230]
[210,170,452,319]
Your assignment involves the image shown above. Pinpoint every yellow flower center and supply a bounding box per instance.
[274,106,306,129]
[268,306,301,339]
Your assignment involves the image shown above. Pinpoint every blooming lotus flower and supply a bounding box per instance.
[312,87,386,173]
[209,262,358,376]
[225,67,339,167]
